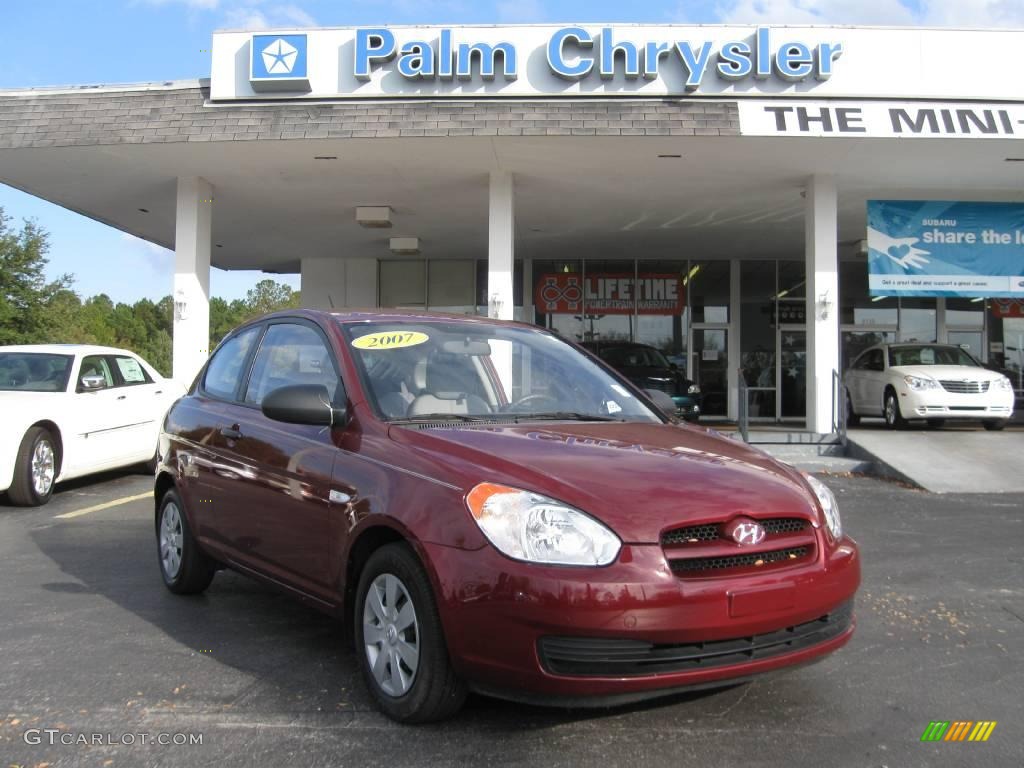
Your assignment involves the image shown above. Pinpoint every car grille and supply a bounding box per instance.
[669,546,810,574]
[939,380,990,394]
[538,600,854,677]
[662,517,809,545]
[660,517,816,577]
[643,378,676,395]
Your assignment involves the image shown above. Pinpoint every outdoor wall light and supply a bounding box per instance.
[389,236,420,255]
[816,290,833,320]
[489,293,504,319]
[356,206,393,228]
[174,289,189,322]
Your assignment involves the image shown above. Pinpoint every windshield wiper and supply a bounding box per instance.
[515,412,622,422]
[391,413,495,424]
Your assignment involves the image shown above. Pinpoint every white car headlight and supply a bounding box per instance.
[904,374,940,391]
[996,376,1013,391]
[687,384,701,394]
[466,483,621,566]
[804,474,842,540]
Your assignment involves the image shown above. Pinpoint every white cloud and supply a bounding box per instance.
[711,0,1024,26]
[120,233,173,274]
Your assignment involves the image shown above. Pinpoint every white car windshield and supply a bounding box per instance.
[343,321,661,423]
[888,345,979,368]
[0,353,74,392]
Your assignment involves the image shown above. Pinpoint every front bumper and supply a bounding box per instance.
[424,535,859,701]
[900,386,1014,420]
[671,396,701,421]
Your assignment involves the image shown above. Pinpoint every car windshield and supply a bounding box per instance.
[888,345,979,368]
[601,346,671,368]
[0,353,74,392]
[343,321,662,423]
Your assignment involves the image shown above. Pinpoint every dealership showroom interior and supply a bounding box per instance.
[0,3,1022,766]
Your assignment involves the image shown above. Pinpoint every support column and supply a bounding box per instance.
[728,258,741,421]
[805,175,840,434]
[172,176,212,385]
[487,171,515,320]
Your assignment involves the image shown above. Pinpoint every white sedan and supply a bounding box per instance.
[0,345,185,506]
[844,343,1015,431]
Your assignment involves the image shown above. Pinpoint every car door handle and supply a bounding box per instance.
[117,394,127,401]
[154,390,163,395]
[220,426,243,440]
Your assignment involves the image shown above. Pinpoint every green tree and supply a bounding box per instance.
[0,209,73,344]
[243,279,301,319]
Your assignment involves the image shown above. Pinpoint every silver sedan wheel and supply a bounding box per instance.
[884,395,897,425]
[160,502,184,579]
[363,573,420,697]
[31,439,55,497]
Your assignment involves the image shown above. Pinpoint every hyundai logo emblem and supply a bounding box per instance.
[723,517,766,546]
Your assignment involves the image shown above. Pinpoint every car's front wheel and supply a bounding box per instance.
[157,489,214,594]
[7,426,58,507]
[983,419,1008,431]
[883,389,908,430]
[355,543,466,723]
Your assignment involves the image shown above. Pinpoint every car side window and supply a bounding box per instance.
[244,323,340,407]
[112,355,153,387]
[78,355,114,391]
[867,350,884,371]
[203,326,262,401]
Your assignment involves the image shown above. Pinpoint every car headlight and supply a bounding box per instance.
[904,374,940,391]
[466,483,621,566]
[687,384,701,394]
[996,376,1013,391]
[804,474,842,540]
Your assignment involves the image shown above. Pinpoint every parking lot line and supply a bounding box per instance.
[55,491,153,520]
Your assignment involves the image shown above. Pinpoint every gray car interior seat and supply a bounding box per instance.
[406,354,491,416]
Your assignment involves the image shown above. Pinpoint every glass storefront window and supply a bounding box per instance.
[945,297,985,329]
[899,298,937,342]
[840,260,897,327]
[842,330,895,371]
[635,261,689,364]
[380,260,426,307]
[582,260,635,344]
[689,261,730,323]
[740,261,777,393]
[534,260,585,342]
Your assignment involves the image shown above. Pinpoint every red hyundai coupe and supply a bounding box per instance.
[155,310,859,722]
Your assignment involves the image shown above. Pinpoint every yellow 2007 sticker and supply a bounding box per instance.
[352,331,430,350]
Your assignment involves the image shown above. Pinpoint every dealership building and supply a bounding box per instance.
[2,23,1024,432]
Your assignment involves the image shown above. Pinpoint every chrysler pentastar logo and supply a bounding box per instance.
[724,517,766,546]
[262,38,299,74]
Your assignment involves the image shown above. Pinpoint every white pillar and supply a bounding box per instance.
[487,171,515,320]
[173,176,212,385]
[728,258,741,421]
[805,175,840,434]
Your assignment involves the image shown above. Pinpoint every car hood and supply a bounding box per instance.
[389,421,820,544]
[890,365,1003,381]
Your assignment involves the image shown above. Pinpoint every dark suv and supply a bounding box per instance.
[582,341,701,421]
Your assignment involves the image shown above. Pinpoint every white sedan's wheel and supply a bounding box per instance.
[7,427,58,507]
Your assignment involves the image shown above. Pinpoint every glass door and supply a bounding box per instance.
[692,327,728,418]
[777,327,807,421]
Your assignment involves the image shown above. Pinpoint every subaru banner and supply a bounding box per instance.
[867,200,1024,297]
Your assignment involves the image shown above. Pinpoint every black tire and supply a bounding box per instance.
[156,489,214,595]
[983,419,1008,431]
[7,426,58,507]
[354,543,467,723]
[845,391,861,427]
[883,389,908,430]
[926,419,945,429]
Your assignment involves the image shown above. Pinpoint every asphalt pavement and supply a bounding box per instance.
[0,470,1021,768]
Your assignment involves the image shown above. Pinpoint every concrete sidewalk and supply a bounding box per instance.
[848,422,1024,493]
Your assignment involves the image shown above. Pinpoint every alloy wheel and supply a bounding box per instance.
[363,573,420,697]
[31,439,55,497]
[160,502,184,579]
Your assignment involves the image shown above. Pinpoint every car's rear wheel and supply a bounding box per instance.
[845,390,861,427]
[926,419,945,429]
[355,543,466,723]
[157,489,214,594]
[7,426,58,507]
[983,419,1008,431]
[883,389,908,430]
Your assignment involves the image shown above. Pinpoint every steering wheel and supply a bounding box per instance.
[504,393,561,413]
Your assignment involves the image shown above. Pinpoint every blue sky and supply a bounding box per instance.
[1,0,1016,303]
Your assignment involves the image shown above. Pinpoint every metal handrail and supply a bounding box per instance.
[832,369,847,447]
[738,370,750,443]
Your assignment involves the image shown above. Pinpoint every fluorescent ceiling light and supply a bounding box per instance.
[357,206,392,228]
[390,236,420,255]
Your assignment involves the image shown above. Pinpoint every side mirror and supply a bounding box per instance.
[645,388,679,419]
[261,384,347,427]
[80,374,107,391]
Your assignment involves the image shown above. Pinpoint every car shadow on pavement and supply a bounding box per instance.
[0,466,150,509]
[29,512,726,730]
